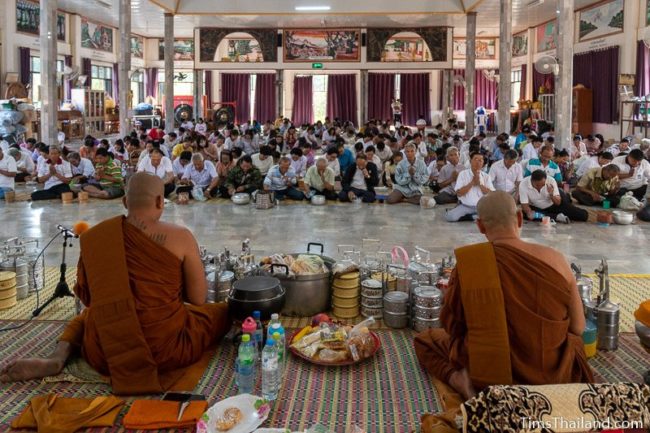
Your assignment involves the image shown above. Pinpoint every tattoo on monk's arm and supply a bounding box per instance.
[129,216,167,246]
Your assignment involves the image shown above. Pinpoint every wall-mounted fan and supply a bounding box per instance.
[534,56,559,76]
[482,69,500,83]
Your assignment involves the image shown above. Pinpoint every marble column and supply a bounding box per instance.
[164,13,174,132]
[360,69,368,124]
[498,0,512,135]
[118,0,131,137]
[555,0,574,150]
[441,70,449,123]
[276,70,283,118]
[39,0,58,146]
[465,11,477,137]
[193,69,202,121]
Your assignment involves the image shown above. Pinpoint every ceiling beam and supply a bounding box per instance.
[167,10,466,16]
[466,0,486,13]
[148,0,174,13]
[459,0,467,13]
[174,0,181,14]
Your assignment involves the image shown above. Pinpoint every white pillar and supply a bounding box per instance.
[276,70,283,118]
[498,0,512,134]
[40,0,59,145]
[555,0,574,150]
[360,69,368,123]
[465,12,477,137]
[164,13,174,132]
[118,0,131,137]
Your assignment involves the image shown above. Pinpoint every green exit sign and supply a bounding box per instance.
[312,63,324,69]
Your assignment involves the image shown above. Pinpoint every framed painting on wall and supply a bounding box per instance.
[512,32,528,57]
[578,0,624,42]
[381,33,432,62]
[283,29,360,62]
[452,38,496,59]
[131,36,144,58]
[216,38,263,62]
[81,18,113,52]
[16,0,66,41]
[158,38,194,61]
[536,20,557,53]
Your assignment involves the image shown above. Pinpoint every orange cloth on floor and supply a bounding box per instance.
[122,400,208,430]
[420,379,464,433]
[59,216,230,395]
[635,300,650,327]
[414,242,593,392]
[11,394,123,433]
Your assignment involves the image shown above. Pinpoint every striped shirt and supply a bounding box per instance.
[96,159,124,187]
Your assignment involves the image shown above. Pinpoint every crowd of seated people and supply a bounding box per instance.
[3,116,650,222]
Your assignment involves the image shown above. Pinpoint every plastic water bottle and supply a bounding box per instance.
[253,310,264,357]
[261,338,279,401]
[272,331,286,375]
[270,324,286,366]
[267,313,280,341]
[237,334,255,394]
[533,211,544,220]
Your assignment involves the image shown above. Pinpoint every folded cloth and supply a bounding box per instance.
[122,399,208,430]
[11,394,124,433]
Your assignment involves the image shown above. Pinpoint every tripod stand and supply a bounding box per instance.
[32,230,75,317]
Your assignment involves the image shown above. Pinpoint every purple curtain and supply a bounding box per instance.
[19,47,31,86]
[254,74,276,123]
[400,73,430,125]
[635,41,650,98]
[326,74,357,125]
[452,69,498,110]
[112,63,119,101]
[532,67,555,102]
[292,76,313,125]
[520,64,527,102]
[81,58,92,85]
[221,73,251,124]
[573,47,619,124]
[204,70,213,111]
[144,67,158,99]
[453,69,466,110]
[368,73,395,122]
[64,55,72,100]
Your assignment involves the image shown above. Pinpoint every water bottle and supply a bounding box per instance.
[533,211,544,220]
[270,324,286,367]
[267,313,280,341]
[253,310,264,357]
[237,334,255,394]
[272,330,286,375]
[261,338,279,401]
[241,317,259,361]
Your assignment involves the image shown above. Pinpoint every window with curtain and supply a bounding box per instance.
[91,64,113,96]
[511,69,522,108]
[30,56,64,103]
[313,75,328,123]
[157,70,194,97]
[130,70,144,106]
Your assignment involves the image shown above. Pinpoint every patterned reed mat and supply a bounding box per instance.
[1,268,648,333]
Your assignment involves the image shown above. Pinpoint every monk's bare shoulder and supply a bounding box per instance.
[520,240,574,281]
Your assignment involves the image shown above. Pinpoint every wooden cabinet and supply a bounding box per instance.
[71,89,106,136]
[572,85,592,136]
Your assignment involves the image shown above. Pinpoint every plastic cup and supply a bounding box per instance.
[602,199,610,209]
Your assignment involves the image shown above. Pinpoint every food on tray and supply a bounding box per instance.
[215,407,242,431]
[261,254,327,276]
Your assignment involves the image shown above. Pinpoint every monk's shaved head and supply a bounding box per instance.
[125,172,164,209]
[477,191,518,230]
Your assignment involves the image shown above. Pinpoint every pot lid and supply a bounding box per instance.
[384,291,409,303]
[598,300,620,313]
[414,286,442,299]
[361,279,382,289]
[231,276,282,301]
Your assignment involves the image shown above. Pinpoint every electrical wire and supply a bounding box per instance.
[0,231,64,332]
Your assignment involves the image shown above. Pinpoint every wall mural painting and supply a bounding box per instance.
[158,38,194,61]
[81,18,114,52]
[215,37,263,62]
[367,27,448,62]
[512,32,528,57]
[452,38,496,59]
[381,33,432,62]
[16,0,66,41]
[199,28,277,63]
[536,20,557,53]
[578,0,624,42]
[131,36,144,58]
[283,29,360,62]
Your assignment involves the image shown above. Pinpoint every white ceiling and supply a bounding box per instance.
[56,0,602,38]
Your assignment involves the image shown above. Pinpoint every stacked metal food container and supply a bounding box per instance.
[411,286,443,332]
[1,238,44,299]
[360,278,383,318]
[332,271,360,318]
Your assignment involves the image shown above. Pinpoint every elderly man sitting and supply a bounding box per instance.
[31,145,73,201]
[572,165,621,208]
[445,153,494,222]
[302,158,337,200]
[177,153,219,199]
[489,149,522,196]
[415,191,593,400]
[223,155,263,198]
[338,154,379,203]
[9,147,35,182]
[520,170,588,223]
[0,147,17,199]
[67,152,96,185]
[263,156,304,201]
[137,148,175,197]
[81,148,124,199]
[387,143,428,205]
[434,147,463,205]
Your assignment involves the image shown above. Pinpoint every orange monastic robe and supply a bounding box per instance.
[60,216,229,394]
[414,242,593,390]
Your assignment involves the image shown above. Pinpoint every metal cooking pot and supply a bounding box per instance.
[311,195,326,206]
[268,243,335,317]
[232,193,251,205]
[227,276,285,321]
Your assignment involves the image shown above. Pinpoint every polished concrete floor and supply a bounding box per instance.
[1,194,649,274]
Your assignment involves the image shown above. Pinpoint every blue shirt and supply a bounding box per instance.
[524,159,563,183]
[338,148,355,175]
[394,158,429,197]
[263,165,297,191]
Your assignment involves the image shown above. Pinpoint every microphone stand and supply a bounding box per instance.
[32,230,75,317]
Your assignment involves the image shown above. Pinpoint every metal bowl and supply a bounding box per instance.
[311,195,326,205]
[232,193,251,205]
[612,210,634,225]
[635,320,650,348]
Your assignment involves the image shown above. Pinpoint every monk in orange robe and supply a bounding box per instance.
[415,191,593,400]
[1,173,230,394]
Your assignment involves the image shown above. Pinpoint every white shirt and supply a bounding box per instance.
[427,161,441,178]
[612,155,650,189]
[37,159,72,189]
[15,152,35,173]
[576,156,601,178]
[522,143,541,161]
[519,176,560,209]
[172,158,189,177]
[489,160,523,194]
[454,169,495,207]
[71,158,96,177]
[0,154,17,189]
[195,123,207,135]
[351,167,367,190]
[251,153,273,175]
[138,156,173,179]
[290,156,308,177]
[570,141,588,159]
[438,162,463,194]
[325,157,341,177]
[182,161,217,188]
[224,137,241,150]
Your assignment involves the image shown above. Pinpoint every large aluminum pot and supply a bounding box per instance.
[269,243,335,317]
[227,276,285,321]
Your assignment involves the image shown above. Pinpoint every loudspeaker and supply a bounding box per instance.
[361,33,366,47]
[277,33,283,47]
